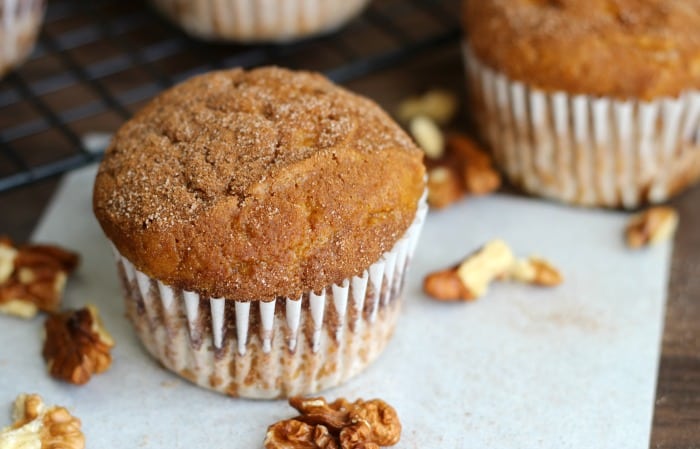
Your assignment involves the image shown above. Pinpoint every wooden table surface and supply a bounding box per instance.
[1,43,699,447]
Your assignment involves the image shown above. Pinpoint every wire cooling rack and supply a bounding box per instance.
[0,0,460,192]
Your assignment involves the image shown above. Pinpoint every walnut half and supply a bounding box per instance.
[0,393,84,449]
[43,305,114,385]
[265,397,401,449]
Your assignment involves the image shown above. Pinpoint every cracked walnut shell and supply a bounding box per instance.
[43,305,114,385]
[0,394,84,449]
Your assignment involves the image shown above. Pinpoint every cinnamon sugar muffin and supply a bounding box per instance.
[463,0,700,208]
[93,67,427,398]
[1,0,45,77]
[149,0,371,42]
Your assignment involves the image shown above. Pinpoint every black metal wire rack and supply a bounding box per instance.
[0,0,460,193]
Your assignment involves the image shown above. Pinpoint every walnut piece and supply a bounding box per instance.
[423,266,473,301]
[0,237,79,319]
[456,240,515,298]
[508,257,564,287]
[339,422,378,449]
[425,240,515,301]
[0,393,84,449]
[625,206,679,249]
[422,133,501,210]
[312,425,339,449]
[43,305,114,385]
[424,241,561,302]
[289,397,350,432]
[447,134,501,196]
[397,89,458,126]
[265,397,400,449]
[409,115,445,160]
[265,420,338,449]
[347,400,401,446]
[0,239,17,284]
[427,166,464,209]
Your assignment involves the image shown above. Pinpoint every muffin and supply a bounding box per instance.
[462,0,700,208]
[93,67,427,398]
[1,0,45,77]
[149,0,371,42]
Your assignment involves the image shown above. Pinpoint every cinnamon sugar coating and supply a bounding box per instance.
[93,67,425,301]
[464,0,700,100]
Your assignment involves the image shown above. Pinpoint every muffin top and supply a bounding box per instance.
[93,67,425,301]
[464,0,700,100]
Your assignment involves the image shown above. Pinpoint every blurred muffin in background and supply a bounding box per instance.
[462,0,700,208]
[149,0,371,42]
[1,0,45,77]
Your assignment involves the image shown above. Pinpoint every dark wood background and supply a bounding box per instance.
[1,21,699,449]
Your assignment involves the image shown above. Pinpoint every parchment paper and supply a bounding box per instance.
[0,165,671,448]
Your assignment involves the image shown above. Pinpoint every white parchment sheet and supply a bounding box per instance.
[0,165,671,449]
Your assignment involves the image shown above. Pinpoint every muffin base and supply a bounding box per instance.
[112,197,426,398]
[149,0,371,43]
[463,44,700,209]
[1,0,45,77]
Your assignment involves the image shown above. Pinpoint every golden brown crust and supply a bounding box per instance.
[463,0,700,100]
[93,67,425,301]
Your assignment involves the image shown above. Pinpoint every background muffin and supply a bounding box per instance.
[1,0,45,77]
[149,0,371,42]
[93,67,426,398]
[462,0,700,208]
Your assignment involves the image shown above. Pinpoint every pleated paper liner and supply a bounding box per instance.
[149,0,371,43]
[463,44,700,209]
[112,197,427,398]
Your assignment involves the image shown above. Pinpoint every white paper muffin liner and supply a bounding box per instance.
[149,0,371,43]
[463,44,700,208]
[111,196,427,399]
[1,0,45,76]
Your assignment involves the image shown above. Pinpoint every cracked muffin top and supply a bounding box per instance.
[464,0,700,100]
[93,66,425,301]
